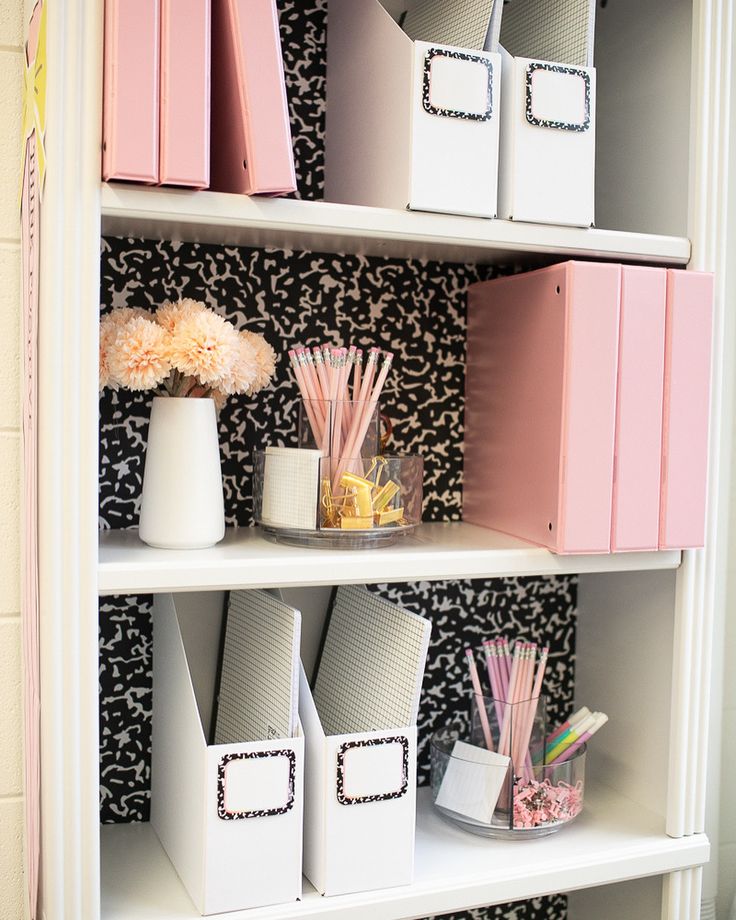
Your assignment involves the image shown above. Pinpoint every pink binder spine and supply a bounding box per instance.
[210,0,296,195]
[558,262,620,554]
[659,270,714,549]
[159,0,211,188]
[102,0,160,183]
[611,266,666,552]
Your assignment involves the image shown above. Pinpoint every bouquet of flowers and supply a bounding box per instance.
[99,299,276,403]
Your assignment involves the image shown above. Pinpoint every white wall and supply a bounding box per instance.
[0,1,26,918]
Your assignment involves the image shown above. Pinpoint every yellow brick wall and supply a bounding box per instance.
[0,1,26,918]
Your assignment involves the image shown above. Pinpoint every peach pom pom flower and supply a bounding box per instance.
[99,299,276,405]
[107,315,171,392]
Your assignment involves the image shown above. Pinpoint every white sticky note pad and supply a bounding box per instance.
[261,447,322,529]
[434,740,510,824]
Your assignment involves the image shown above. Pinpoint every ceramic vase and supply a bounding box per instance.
[139,397,225,549]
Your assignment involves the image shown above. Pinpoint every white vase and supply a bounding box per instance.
[139,397,225,549]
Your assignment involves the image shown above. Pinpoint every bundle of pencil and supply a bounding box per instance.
[288,343,393,491]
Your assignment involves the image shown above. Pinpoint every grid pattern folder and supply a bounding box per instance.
[401,0,497,51]
[313,585,431,735]
[499,0,596,67]
[611,266,666,552]
[159,0,211,187]
[210,0,297,195]
[102,0,159,183]
[660,270,714,549]
[463,261,620,554]
[213,590,301,744]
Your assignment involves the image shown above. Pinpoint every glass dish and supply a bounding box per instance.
[430,697,586,839]
[253,451,423,548]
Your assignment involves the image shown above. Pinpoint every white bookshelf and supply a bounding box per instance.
[100,787,709,920]
[35,0,734,919]
[100,184,691,267]
[98,524,681,595]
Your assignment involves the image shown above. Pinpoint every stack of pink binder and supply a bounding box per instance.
[102,0,210,188]
[463,262,713,554]
[102,0,296,195]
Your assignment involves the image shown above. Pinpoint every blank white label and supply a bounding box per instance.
[530,69,587,127]
[340,741,405,799]
[429,55,489,116]
[223,754,291,814]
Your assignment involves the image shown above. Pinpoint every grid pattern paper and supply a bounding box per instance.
[213,590,301,745]
[401,0,497,50]
[499,0,595,67]
[313,585,431,735]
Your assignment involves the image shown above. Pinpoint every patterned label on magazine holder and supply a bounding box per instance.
[217,749,296,820]
[336,736,410,805]
[525,62,591,132]
[422,48,494,122]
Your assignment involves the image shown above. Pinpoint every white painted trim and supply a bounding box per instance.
[37,2,103,918]
[33,0,732,918]
[664,0,734,915]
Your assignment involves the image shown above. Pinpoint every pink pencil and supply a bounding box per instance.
[496,638,511,693]
[465,647,494,751]
[342,345,357,433]
[312,346,330,405]
[321,350,340,459]
[290,350,322,444]
[483,640,505,731]
[330,349,348,462]
[333,350,386,489]
[299,350,326,442]
[511,645,532,772]
[517,646,548,780]
[498,644,522,757]
[353,349,363,404]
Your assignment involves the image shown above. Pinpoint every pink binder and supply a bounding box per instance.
[463,261,621,554]
[611,266,667,552]
[102,0,160,183]
[159,0,211,188]
[659,270,714,549]
[210,0,296,195]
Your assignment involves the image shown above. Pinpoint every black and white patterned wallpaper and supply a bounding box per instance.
[98,4,577,918]
[99,238,493,526]
[280,0,326,199]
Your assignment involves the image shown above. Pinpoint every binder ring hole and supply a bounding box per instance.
[548,522,553,531]
[555,286,560,294]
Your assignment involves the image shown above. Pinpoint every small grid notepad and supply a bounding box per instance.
[499,0,596,68]
[213,590,301,745]
[261,447,322,530]
[313,585,431,736]
[401,0,497,50]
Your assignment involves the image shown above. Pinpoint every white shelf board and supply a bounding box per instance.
[101,786,709,920]
[100,184,691,266]
[97,523,681,595]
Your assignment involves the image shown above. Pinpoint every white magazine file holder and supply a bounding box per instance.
[497,47,596,227]
[326,0,501,219]
[151,594,304,916]
[299,664,417,896]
